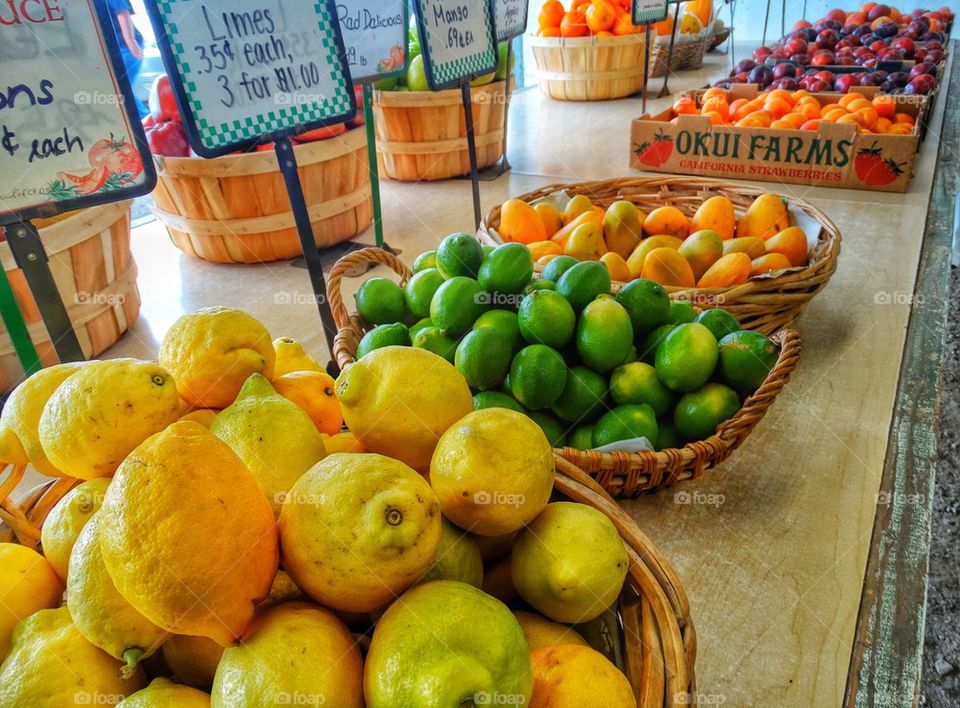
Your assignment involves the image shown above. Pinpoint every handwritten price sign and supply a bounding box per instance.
[146,0,356,156]
[632,0,669,24]
[336,0,408,83]
[493,0,527,42]
[412,0,498,91]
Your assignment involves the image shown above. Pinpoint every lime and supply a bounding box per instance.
[436,233,484,279]
[668,300,697,324]
[455,329,513,391]
[409,317,433,341]
[412,326,460,363]
[356,323,410,359]
[616,279,670,334]
[412,250,438,272]
[695,309,741,341]
[718,331,779,394]
[541,255,578,283]
[473,309,524,353]
[551,366,608,423]
[355,277,406,325]
[576,296,633,373]
[518,290,576,349]
[609,362,674,417]
[478,243,534,294]
[430,277,488,335]
[592,404,658,448]
[404,269,446,319]
[556,261,611,311]
[655,421,680,451]
[620,345,639,365]
[568,425,594,451]
[640,323,675,362]
[527,411,568,448]
[523,279,556,294]
[674,383,741,441]
[655,323,718,392]
[473,391,525,413]
[509,345,568,410]
[482,245,495,259]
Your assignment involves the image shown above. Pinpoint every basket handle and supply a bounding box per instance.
[325,247,413,330]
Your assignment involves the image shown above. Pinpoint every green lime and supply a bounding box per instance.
[473,309,524,353]
[509,345,568,410]
[576,296,633,373]
[478,243,534,294]
[718,330,779,394]
[409,317,433,341]
[523,279,556,294]
[640,323,675,362]
[527,411,568,448]
[356,323,410,359]
[655,323,719,392]
[473,391,525,413]
[620,345,639,366]
[355,277,406,325]
[556,261,611,311]
[436,233,484,279]
[541,255,578,283]
[430,277,488,335]
[455,329,513,391]
[404,268,446,319]
[674,383,741,441]
[412,249,438,272]
[551,366,608,423]
[568,425,594,451]
[412,326,460,363]
[482,245,495,259]
[616,278,671,334]
[592,404,658,448]
[518,290,576,349]
[655,421,680,451]
[609,362,674,417]
[695,309,741,341]
[668,300,697,324]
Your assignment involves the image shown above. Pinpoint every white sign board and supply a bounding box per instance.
[633,0,669,24]
[413,0,499,91]
[336,0,408,83]
[493,0,527,42]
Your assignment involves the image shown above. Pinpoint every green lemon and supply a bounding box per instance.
[436,233,484,279]
[404,269,446,319]
[412,250,438,272]
[655,323,718,392]
[473,309,524,353]
[473,391,526,413]
[615,278,671,335]
[430,277,487,335]
[509,345,568,410]
[592,404,658,448]
[355,277,406,325]
[412,326,460,363]
[718,330,779,394]
[551,366,608,423]
[695,309,741,341]
[409,318,434,341]
[356,323,410,359]
[640,323,676,362]
[455,329,513,391]
[576,296,633,374]
[668,300,697,324]
[518,290,576,349]
[556,261,611,312]
[523,279,556,294]
[541,255,578,283]
[609,362,674,417]
[568,425,594,451]
[527,411,568,448]
[478,243,534,294]
[674,383,741,441]
[655,421,681,451]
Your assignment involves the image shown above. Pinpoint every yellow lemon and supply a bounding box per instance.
[212,602,363,707]
[66,513,170,670]
[0,543,63,660]
[279,452,441,613]
[420,518,484,588]
[99,421,278,646]
[272,336,324,376]
[41,478,111,580]
[38,359,181,480]
[430,408,555,536]
[0,607,147,705]
[512,502,629,624]
[158,307,275,409]
[118,677,210,707]
[321,430,365,453]
[530,644,635,707]
[179,409,219,427]
[210,374,326,515]
[513,610,588,650]
[335,346,473,471]
[364,580,533,706]
[257,570,306,611]
[162,635,224,691]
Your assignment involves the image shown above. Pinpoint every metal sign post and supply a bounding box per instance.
[633,0,669,111]
[492,0,529,174]
[658,0,682,98]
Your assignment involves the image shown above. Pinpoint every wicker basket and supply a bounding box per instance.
[0,202,140,394]
[649,34,708,77]
[708,28,730,51]
[0,455,696,704]
[372,82,506,182]
[327,247,802,498]
[151,128,373,264]
[530,34,647,101]
[479,177,841,337]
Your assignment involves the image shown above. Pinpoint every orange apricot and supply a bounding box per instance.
[855,106,879,130]
[893,112,915,125]
[703,110,726,126]
[800,119,822,131]
[872,95,896,119]
[821,108,848,123]
[673,96,698,115]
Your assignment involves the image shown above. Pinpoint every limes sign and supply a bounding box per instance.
[145,0,356,157]
[0,0,155,221]
[493,0,528,42]
[632,0,669,24]
[412,0,499,91]
[335,0,408,83]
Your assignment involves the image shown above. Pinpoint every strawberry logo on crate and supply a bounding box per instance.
[854,143,906,187]
[633,131,674,167]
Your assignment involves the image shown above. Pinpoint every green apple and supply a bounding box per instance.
[495,41,514,81]
[406,54,429,92]
[470,72,496,87]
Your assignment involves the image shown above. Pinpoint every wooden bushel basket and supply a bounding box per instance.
[0,202,140,394]
[530,34,647,101]
[150,128,373,264]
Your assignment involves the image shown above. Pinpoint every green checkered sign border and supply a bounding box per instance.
[416,0,498,88]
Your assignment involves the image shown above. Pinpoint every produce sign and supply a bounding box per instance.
[146,0,356,157]
[0,0,155,220]
[412,0,499,91]
[633,0,669,25]
[493,0,528,42]
[335,0,408,83]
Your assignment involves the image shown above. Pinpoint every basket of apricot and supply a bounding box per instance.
[479,176,841,336]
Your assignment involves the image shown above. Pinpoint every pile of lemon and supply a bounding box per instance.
[0,307,640,706]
